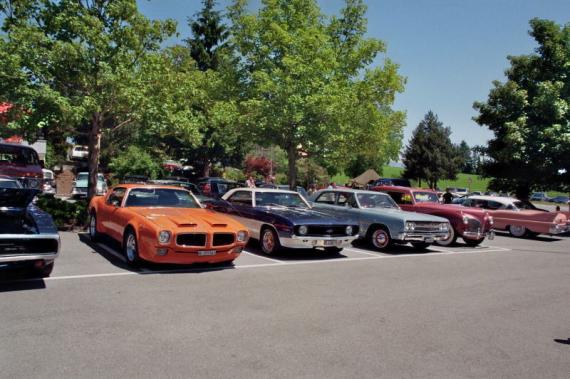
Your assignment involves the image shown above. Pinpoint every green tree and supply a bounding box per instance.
[402,111,460,189]
[474,18,570,198]
[0,0,201,199]
[183,0,244,177]
[456,140,474,174]
[108,146,162,180]
[229,0,405,188]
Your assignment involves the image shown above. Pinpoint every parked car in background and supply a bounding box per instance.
[530,192,550,202]
[122,175,149,184]
[68,145,89,161]
[310,189,450,251]
[446,187,469,197]
[461,195,568,237]
[259,183,309,199]
[549,196,569,204]
[150,179,202,195]
[0,142,43,190]
[42,168,56,195]
[372,186,494,246]
[209,188,359,255]
[0,178,59,277]
[162,160,182,173]
[196,177,239,199]
[369,178,412,188]
[71,172,107,198]
[88,184,248,266]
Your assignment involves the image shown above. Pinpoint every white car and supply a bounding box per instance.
[42,168,56,195]
[68,145,89,161]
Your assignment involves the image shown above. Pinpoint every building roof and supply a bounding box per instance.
[351,169,380,186]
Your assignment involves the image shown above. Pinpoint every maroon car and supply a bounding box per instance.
[372,186,494,246]
[0,143,43,190]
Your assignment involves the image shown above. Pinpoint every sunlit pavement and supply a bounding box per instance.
[1,232,570,378]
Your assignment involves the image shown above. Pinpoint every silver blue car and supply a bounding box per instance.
[310,189,451,251]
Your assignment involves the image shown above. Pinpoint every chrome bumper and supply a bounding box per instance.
[462,230,495,240]
[549,224,568,234]
[280,235,358,249]
[395,232,450,242]
[0,234,60,263]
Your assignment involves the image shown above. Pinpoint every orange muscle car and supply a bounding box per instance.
[88,184,249,266]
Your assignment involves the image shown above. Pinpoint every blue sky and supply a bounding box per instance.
[137,0,570,148]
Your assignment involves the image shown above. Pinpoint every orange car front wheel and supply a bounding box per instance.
[123,229,142,267]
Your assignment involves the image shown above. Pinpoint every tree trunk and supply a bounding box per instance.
[202,155,211,177]
[515,184,530,201]
[287,143,297,190]
[87,112,102,201]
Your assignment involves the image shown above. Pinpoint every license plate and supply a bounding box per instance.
[425,237,434,243]
[324,240,336,246]
[198,250,216,256]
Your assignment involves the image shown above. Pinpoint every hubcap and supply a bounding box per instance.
[262,230,275,253]
[126,234,136,261]
[510,225,525,237]
[372,230,388,248]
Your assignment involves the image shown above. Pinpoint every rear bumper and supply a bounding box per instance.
[280,235,358,249]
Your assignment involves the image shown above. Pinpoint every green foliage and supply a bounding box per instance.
[402,111,460,188]
[108,146,162,180]
[223,166,246,182]
[229,0,405,186]
[456,140,475,174]
[36,196,88,229]
[473,18,570,198]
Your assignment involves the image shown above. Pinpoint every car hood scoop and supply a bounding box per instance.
[0,188,40,209]
[134,208,230,228]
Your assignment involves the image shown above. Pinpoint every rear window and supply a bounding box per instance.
[0,145,40,165]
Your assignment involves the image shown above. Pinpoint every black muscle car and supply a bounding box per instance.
[0,179,60,277]
[209,188,359,254]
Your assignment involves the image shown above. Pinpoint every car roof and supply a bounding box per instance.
[111,183,196,191]
[228,187,298,194]
[315,188,389,196]
[376,185,435,192]
[468,195,518,204]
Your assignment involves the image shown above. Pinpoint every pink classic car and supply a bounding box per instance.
[461,196,568,237]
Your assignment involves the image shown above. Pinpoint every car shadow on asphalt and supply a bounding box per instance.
[494,231,564,242]
[0,272,46,291]
[351,240,445,255]
[78,233,237,275]
[554,338,570,346]
[244,239,349,261]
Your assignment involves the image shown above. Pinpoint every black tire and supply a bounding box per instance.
[260,227,281,255]
[368,226,392,251]
[123,228,141,267]
[464,238,484,247]
[324,247,343,254]
[411,242,430,251]
[89,212,101,242]
[435,226,457,246]
[32,262,54,278]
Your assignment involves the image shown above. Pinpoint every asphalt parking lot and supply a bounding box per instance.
[2,232,570,378]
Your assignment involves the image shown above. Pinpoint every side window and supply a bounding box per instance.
[315,192,336,205]
[337,193,350,206]
[463,199,473,207]
[387,191,412,205]
[107,187,126,206]
[347,195,358,208]
[228,191,252,206]
[487,201,502,210]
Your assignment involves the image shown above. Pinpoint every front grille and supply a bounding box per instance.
[0,238,58,256]
[466,218,481,232]
[213,233,234,246]
[301,225,356,237]
[13,176,43,190]
[176,233,206,247]
[413,222,443,233]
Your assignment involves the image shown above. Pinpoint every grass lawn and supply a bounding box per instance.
[333,166,490,191]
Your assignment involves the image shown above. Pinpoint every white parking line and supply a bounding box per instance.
[241,250,285,264]
[344,247,382,257]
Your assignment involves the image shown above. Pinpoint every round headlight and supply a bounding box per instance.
[237,230,248,242]
[29,179,40,189]
[298,225,308,235]
[405,222,415,231]
[462,215,470,225]
[158,231,171,244]
[441,223,449,231]
[345,226,353,235]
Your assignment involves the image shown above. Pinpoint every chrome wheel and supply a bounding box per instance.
[509,225,527,238]
[371,228,390,250]
[126,233,137,262]
[261,228,278,255]
[89,214,97,238]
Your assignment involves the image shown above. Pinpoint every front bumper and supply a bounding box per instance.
[395,232,450,243]
[280,235,358,249]
[549,224,568,234]
[0,233,60,264]
[462,229,495,240]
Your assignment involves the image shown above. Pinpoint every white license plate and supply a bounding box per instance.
[324,240,336,246]
[198,250,217,256]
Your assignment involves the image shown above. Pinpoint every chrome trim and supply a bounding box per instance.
[0,253,58,263]
[462,230,494,240]
[280,235,358,249]
[0,233,60,263]
[549,224,568,234]
[395,232,449,242]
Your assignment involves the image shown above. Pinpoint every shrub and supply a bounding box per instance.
[36,196,88,230]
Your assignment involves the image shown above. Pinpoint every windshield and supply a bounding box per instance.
[125,188,200,208]
[77,173,104,181]
[413,191,440,203]
[357,193,398,209]
[0,145,40,165]
[0,179,22,189]
[255,191,309,208]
